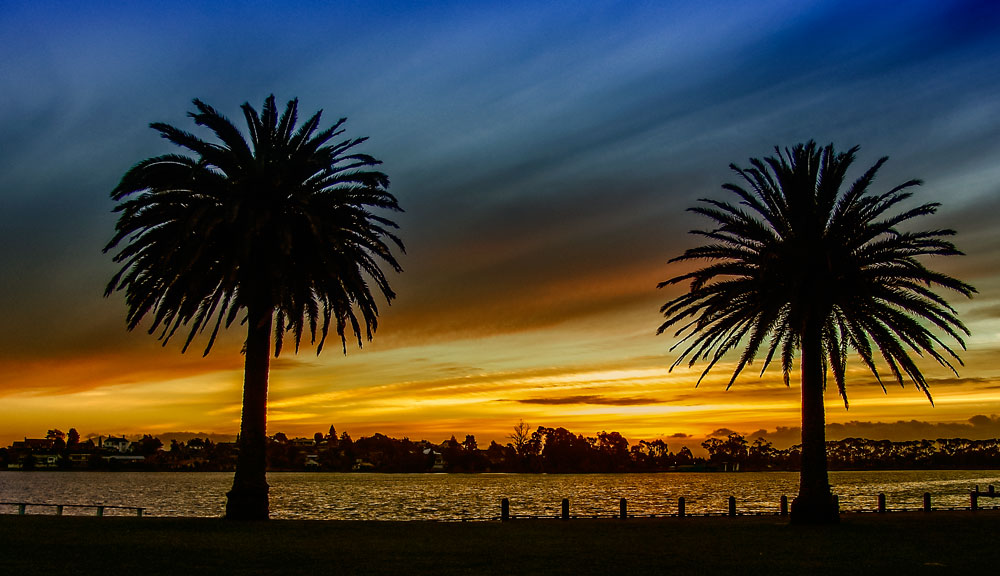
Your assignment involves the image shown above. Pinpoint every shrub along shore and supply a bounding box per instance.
[1,511,998,575]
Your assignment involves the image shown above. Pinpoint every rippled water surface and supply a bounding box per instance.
[1,470,998,519]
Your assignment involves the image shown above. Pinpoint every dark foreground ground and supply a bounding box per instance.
[1,511,998,575]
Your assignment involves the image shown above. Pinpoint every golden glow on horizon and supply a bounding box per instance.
[2,262,997,449]
[3,309,998,449]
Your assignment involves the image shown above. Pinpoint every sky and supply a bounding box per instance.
[2,0,1000,451]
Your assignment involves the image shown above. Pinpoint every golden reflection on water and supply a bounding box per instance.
[1,470,998,519]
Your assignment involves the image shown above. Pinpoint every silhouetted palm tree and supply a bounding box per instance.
[105,95,403,520]
[658,141,974,524]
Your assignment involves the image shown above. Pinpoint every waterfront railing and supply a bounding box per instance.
[0,502,145,517]
[2,485,996,521]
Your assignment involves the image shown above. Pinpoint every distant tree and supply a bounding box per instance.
[485,441,515,471]
[135,434,163,456]
[659,141,974,523]
[66,428,80,447]
[105,95,403,520]
[635,439,670,470]
[675,446,694,466]
[748,437,775,469]
[537,427,595,472]
[442,436,463,471]
[596,431,630,471]
[462,434,478,453]
[508,420,531,456]
[46,429,65,441]
[339,432,355,467]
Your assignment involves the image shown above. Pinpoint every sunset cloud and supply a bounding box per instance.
[515,395,665,406]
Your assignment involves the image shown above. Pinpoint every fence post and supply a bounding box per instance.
[678,497,685,518]
[561,498,569,520]
[832,494,839,514]
[18,504,26,515]
[97,506,104,517]
[780,495,788,516]
[728,496,736,517]
[56,505,63,516]
[990,485,996,496]
[877,493,886,513]
[136,508,144,518]
[971,491,979,511]
[923,492,932,513]
[619,498,627,520]
[501,498,510,522]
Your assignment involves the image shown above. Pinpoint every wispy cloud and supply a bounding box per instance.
[514,395,665,406]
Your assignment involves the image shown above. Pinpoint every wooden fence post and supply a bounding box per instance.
[56,505,63,516]
[619,498,627,520]
[923,492,932,513]
[96,506,104,517]
[877,493,886,513]
[561,498,569,520]
[678,497,685,518]
[501,498,510,522]
[780,495,788,516]
[18,504,26,515]
[728,496,736,517]
[971,491,979,511]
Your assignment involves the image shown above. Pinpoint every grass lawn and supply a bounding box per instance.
[1,511,998,575]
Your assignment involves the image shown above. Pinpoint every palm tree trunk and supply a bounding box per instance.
[790,317,839,524]
[225,300,272,520]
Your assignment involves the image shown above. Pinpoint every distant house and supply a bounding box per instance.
[352,458,376,471]
[103,436,131,453]
[7,438,59,469]
[423,448,445,471]
[103,454,146,466]
[31,453,59,468]
[67,452,93,468]
[12,438,55,451]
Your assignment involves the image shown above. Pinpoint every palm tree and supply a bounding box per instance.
[105,95,403,520]
[658,141,974,524]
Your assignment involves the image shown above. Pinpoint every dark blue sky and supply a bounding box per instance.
[2,1,999,443]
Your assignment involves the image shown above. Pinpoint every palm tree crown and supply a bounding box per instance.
[659,141,973,402]
[105,95,403,356]
[658,141,974,523]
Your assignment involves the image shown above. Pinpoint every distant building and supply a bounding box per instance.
[30,453,59,468]
[423,448,445,471]
[12,438,55,452]
[103,436,131,453]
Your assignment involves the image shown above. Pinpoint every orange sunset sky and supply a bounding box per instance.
[2,1,1000,450]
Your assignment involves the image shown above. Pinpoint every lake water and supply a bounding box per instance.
[1,470,998,520]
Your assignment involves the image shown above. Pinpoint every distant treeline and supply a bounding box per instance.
[4,425,1000,473]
